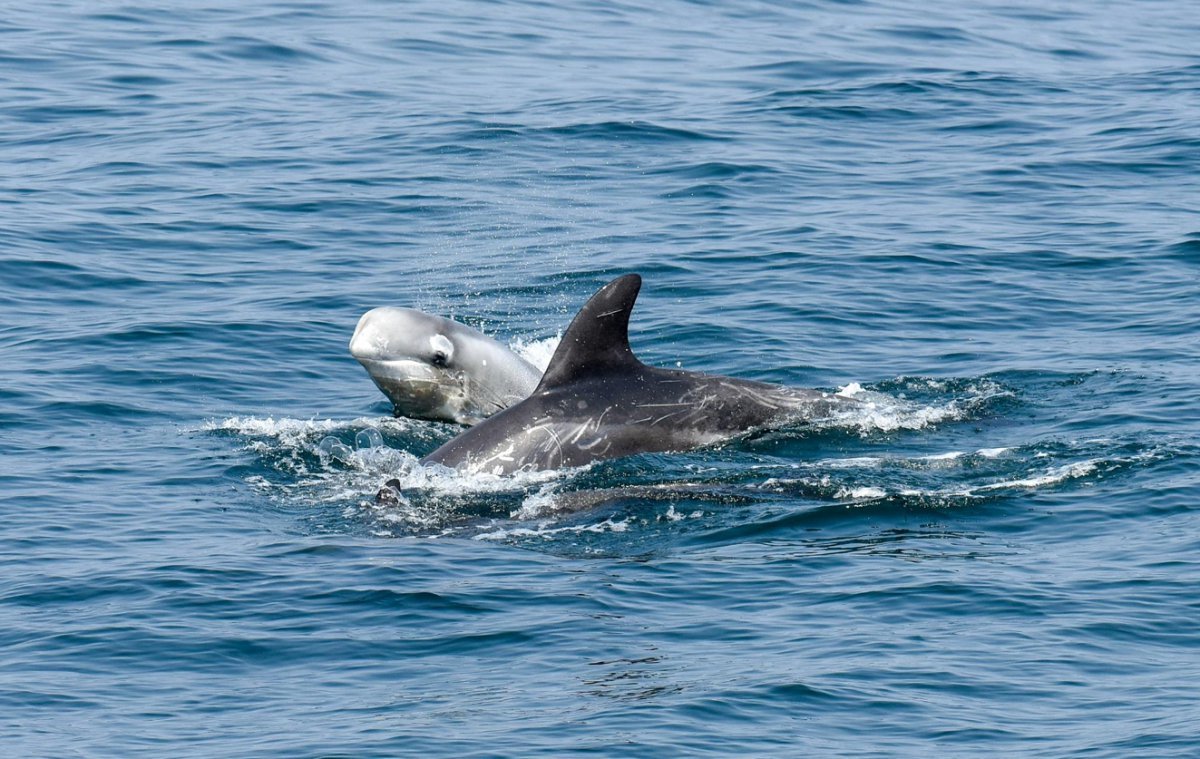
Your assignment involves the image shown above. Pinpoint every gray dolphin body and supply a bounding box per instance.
[421,274,858,475]
[350,306,542,424]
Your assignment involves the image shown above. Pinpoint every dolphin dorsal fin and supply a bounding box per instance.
[535,274,643,391]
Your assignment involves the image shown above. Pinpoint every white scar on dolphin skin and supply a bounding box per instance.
[350,306,543,425]
[420,274,862,475]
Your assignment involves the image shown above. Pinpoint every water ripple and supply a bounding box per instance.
[3,0,1200,755]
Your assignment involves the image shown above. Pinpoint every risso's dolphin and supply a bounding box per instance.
[421,274,858,475]
[350,307,542,425]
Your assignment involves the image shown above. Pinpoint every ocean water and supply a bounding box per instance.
[2,0,1199,755]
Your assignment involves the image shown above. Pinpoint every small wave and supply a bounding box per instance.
[0,258,148,294]
[472,501,705,544]
[537,120,728,142]
[210,413,587,534]
[206,414,571,490]
[203,414,430,450]
[206,373,1012,527]
[1167,234,1200,263]
[836,486,888,500]
[971,460,1100,493]
[759,439,1170,508]
[507,481,735,521]
[205,415,433,498]
[207,378,1174,542]
[473,516,633,542]
[978,447,1011,458]
[357,460,594,535]
[212,35,327,64]
[919,451,966,462]
[826,376,1012,434]
[646,161,779,181]
[380,458,573,498]
[205,415,386,437]
[802,446,1014,472]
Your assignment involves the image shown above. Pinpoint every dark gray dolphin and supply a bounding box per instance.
[420,274,858,475]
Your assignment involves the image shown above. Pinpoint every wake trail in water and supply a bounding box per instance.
[202,372,1181,543]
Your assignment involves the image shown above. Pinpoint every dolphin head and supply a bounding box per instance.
[350,307,477,423]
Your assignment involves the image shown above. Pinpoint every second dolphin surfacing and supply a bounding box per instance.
[421,274,858,475]
[350,306,542,424]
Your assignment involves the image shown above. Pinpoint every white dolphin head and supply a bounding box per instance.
[349,307,542,425]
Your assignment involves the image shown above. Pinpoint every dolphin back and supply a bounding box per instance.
[421,274,857,474]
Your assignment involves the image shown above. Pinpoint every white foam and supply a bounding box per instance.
[836,486,888,500]
[836,382,865,398]
[205,415,349,436]
[760,450,1114,504]
[510,484,564,520]
[921,451,965,462]
[661,504,704,522]
[389,457,572,496]
[974,460,1099,492]
[473,515,632,541]
[202,415,418,443]
[207,414,584,531]
[354,461,582,534]
[510,333,561,372]
[830,377,1017,435]
[831,386,970,433]
[813,456,885,469]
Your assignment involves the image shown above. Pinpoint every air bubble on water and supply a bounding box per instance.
[355,427,384,450]
[318,435,353,462]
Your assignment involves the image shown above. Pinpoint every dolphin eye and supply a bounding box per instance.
[429,335,454,368]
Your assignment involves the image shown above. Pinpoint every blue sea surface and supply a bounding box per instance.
[2,0,1199,756]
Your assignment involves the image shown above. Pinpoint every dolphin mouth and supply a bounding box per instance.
[353,356,465,419]
[353,357,454,390]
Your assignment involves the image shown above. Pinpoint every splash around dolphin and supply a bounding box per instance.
[350,306,542,425]
[420,274,859,475]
